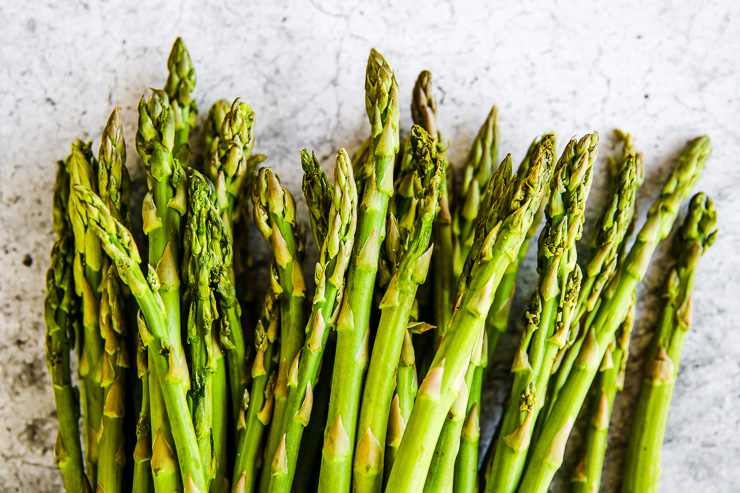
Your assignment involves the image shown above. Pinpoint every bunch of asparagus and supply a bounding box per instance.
[45,38,717,493]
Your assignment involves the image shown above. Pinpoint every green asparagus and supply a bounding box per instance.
[353,125,442,493]
[484,134,553,375]
[164,37,197,165]
[572,294,635,493]
[93,106,132,493]
[66,139,105,486]
[319,49,400,493]
[486,132,597,493]
[136,88,188,493]
[622,192,717,493]
[253,167,309,493]
[46,160,91,493]
[410,71,454,338]
[544,134,643,419]
[72,185,206,491]
[386,136,553,491]
[233,279,280,491]
[517,136,711,493]
[269,149,358,493]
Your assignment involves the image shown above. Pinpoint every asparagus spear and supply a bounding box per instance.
[353,125,442,493]
[66,139,105,486]
[253,167,309,493]
[410,71,455,337]
[544,136,643,420]
[97,268,129,493]
[380,131,427,311]
[319,49,400,493]
[426,330,485,493]
[206,99,256,435]
[517,136,711,493]
[383,330,418,483]
[210,338,229,493]
[132,322,154,493]
[623,192,717,493]
[164,37,197,166]
[292,342,335,493]
[423,372,470,493]
[453,332,487,493]
[136,88,189,492]
[386,138,553,492]
[96,107,131,493]
[98,107,131,229]
[267,149,358,493]
[291,150,336,493]
[452,105,499,278]
[45,161,91,493]
[572,294,636,493]
[301,149,333,250]
[396,330,419,424]
[233,278,280,491]
[484,135,553,372]
[486,133,597,493]
[206,98,256,227]
[72,186,206,491]
[183,170,235,490]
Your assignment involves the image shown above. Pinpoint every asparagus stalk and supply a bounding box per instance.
[572,294,636,493]
[517,136,711,493]
[132,322,154,493]
[206,98,256,228]
[202,98,263,331]
[623,192,717,493]
[319,49,400,492]
[98,107,131,229]
[486,133,597,493]
[66,139,105,485]
[253,167,309,493]
[386,138,553,492]
[96,106,131,493]
[233,280,280,491]
[97,268,129,493]
[72,186,206,491]
[484,135,553,371]
[453,332,487,493]
[291,151,337,493]
[410,71,454,337]
[544,136,643,420]
[183,170,235,489]
[353,125,442,493]
[136,88,188,492]
[164,37,197,166]
[383,330,418,484]
[210,340,229,493]
[45,161,91,493]
[293,341,335,493]
[452,105,499,278]
[206,99,256,436]
[426,329,485,493]
[423,372,470,493]
[301,149,333,250]
[397,330,419,424]
[267,149,358,493]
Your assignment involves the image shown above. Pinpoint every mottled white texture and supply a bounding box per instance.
[0,0,738,491]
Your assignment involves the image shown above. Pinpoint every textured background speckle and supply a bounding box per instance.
[1,0,738,491]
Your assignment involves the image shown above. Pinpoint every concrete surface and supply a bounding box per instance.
[1,0,738,491]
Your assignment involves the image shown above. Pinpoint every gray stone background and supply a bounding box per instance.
[1,0,738,491]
